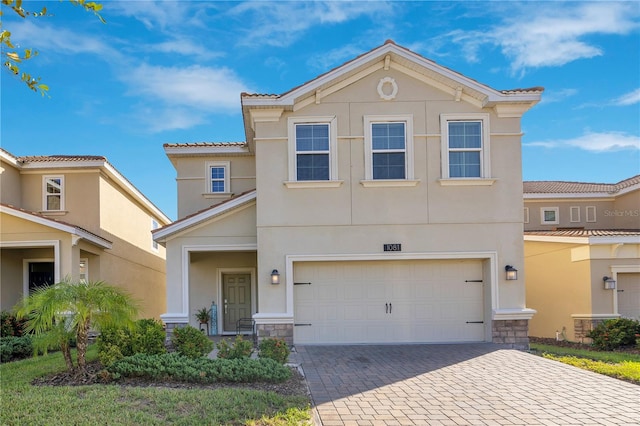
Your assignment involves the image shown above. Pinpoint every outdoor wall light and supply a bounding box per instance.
[270,269,280,285]
[505,265,518,281]
[603,276,616,290]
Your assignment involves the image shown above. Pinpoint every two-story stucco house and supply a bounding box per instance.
[524,176,640,342]
[0,148,171,319]
[154,41,542,348]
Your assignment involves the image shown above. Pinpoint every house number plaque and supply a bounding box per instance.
[383,243,402,252]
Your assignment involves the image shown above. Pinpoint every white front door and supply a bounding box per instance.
[293,259,485,344]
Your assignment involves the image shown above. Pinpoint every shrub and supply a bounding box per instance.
[107,352,291,383]
[258,338,290,364]
[216,335,253,360]
[1,311,26,337]
[587,318,640,350]
[171,325,213,359]
[0,335,33,362]
[97,319,166,366]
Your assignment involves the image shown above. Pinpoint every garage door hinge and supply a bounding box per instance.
[294,282,312,285]
[466,321,484,324]
[294,323,312,327]
[465,279,483,283]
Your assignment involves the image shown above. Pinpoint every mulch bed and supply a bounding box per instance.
[31,361,310,397]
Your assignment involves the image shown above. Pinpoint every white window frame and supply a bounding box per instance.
[151,219,159,251]
[362,115,417,187]
[205,161,230,194]
[541,207,559,225]
[586,206,597,223]
[43,175,64,211]
[440,113,492,182]
[79,258,88,283]
[570,206,580,223]
[286,116,340,188]
[523,207,530,224]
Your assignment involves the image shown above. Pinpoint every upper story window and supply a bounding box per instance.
[43,176,64,211]
[296,124,330,180]
[541,207,559,225]
[440,114,492,184]
[206,161,230,194]
[362,115,416,187]
[286,116,340,188]
[151,219,159,251]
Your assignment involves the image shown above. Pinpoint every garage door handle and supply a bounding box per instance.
[466,321,484,324]
[385,303,388,313]
[389,303,392,313]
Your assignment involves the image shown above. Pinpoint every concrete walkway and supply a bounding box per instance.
[291,344,640,426]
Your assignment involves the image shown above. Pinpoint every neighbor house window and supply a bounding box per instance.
[79,259,88,283]
[440,114,490,180]
[524,207,530,224]
[586,206,597,223]
[43,176,64,211]
[151,219,159,250]
[363,115,415,185]
[570,206,580,223]
[287,116,338,187]
[206,162,230,194]
[541,207,559,225]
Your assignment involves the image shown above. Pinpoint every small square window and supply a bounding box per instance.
[541,207,559,225]
[206,162,230,194]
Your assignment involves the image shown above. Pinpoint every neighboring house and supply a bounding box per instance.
[154,40,542,348]
[0,148,171,319]
[524,176,640,342]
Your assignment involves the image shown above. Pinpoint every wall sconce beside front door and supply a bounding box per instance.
[271,269,280,285]
[603,276,616,290]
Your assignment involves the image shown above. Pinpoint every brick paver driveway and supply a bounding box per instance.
[291,344,639,425]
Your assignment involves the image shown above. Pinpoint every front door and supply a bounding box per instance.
[28,262,54,294]
[222,274,251,333]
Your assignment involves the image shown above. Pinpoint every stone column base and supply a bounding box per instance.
[256,323,294,347]
[492,319,529,350]
[573,318,609,344]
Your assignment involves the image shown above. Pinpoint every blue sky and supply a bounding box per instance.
[2,1,639,220]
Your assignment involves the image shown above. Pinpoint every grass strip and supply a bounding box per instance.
[1,345,310,426]
[530,343,640,363]
[541,354,640,384]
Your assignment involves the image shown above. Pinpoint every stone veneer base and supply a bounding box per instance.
[492,319,530,350]
[256,323,294,347]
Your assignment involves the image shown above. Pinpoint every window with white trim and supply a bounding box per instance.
[523,207,530,224]
[570,206,580,223]
[206,161,230,194]
[287,116,338,184]
[43,176,64,211]
[364,115,414,182]
[440,114,490,179]
[79,259,88,283]
[541,207,559,225]
[151,219,159,250]
[586,206,597,223]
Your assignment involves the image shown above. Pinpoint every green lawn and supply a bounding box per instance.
[0,346,311,425]
[530,343,640,384]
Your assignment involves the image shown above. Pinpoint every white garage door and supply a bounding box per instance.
[618,273,640,320]
[293,259,485,344]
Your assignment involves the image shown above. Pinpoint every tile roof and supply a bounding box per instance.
[525,229,640,238]
[524,175,640,194]
[18,155,107,163]
[163,142,247,148]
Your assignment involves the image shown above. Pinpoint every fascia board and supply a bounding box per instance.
[153,191,256,241]
[524,193,615,200]
[19,160,106,169]
[0,206,112,249]
[0,149,20,167]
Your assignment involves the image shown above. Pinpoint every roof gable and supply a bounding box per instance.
[242,40,543,112]
[524,175,640,198]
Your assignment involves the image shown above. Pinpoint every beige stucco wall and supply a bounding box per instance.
[0,159,22,206]
[611,190,640,229]
[251,68,527,315]
[525,241,592,341]
[171,156,256,219]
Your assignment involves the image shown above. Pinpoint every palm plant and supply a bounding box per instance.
[16,278,139,373]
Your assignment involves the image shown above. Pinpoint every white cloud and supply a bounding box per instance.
[539,88,578,105]
[133,106,208,133]
[229,1,394,47]
[125,63,250,110]
[527,131,640,152]
[105,1,197,30]
[445,2,639,73]
[612,88,640,106]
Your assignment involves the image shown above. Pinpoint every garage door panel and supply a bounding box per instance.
[294,260,485,345]
[618,273,640,319]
